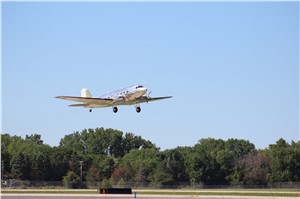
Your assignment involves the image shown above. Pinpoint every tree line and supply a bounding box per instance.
[1,128,300,188]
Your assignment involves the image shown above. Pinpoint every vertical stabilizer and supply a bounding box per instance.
[81,88,92,98]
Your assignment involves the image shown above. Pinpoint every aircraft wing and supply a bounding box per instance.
[55,96,113,106]
[147,96,173,102]
[68,103,89,107]
[132,96,173,104]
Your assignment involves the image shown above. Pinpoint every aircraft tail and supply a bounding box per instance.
[81,88,92,98]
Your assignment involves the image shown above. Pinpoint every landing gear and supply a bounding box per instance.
[113,107,118,113]
[89,109,92,112]
[136,106,141,113]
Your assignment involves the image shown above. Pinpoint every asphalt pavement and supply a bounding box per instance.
[2,194,300,199]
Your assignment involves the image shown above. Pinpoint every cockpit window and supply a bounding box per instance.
[136,85,143,89]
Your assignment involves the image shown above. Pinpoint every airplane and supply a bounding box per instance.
[55,84,172,113]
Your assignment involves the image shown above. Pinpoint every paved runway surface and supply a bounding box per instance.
[2,194,300,199]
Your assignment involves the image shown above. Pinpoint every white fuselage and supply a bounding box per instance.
[101,85,148,102]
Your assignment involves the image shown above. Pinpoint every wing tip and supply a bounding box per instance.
[55,96,69,99]
[161,96,173,99]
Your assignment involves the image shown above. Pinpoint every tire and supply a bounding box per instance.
[136,107,141,113]
[113,107,118,113]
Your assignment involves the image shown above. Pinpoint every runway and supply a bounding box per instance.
[2,194,300,199]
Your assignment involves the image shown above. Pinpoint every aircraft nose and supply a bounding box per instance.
[139,87,147,94]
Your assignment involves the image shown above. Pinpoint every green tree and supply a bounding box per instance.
[59,128,156,157]
[151,161,173,188]
[3,130,300,187]
[1,134,13,179]
[49,146,72,181]
[123,133,157,154]
[86,155,115,184]
[268,138,300,182]
[63,171,81,188]
[119,148,160,184]
[25,134,43,145]
[30,153,51,181]
[6,135,24,157]
[290,141,300,181]
[158,149,189,185]
[190,138,255,185]
[10,152,29,180]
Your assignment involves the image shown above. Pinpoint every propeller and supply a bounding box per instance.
[147,91,152,103]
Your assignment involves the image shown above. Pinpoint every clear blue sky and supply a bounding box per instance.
[2,2,299,150]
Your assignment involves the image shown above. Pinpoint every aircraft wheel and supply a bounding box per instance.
[113,107,118,113]
[136,107,141,113]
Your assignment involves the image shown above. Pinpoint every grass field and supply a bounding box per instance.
[2,188,300,197]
